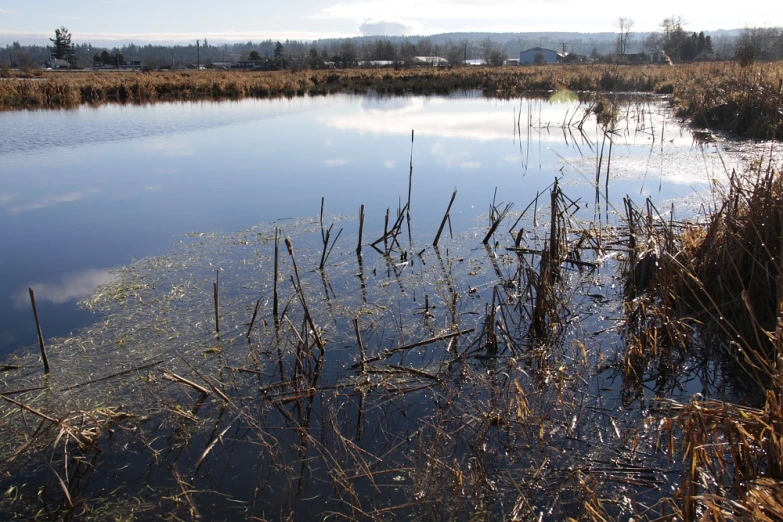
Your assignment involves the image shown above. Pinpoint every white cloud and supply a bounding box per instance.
[384,160,396,169]
[359,19,419,36]
[12,269,116,310]
[0,29,359,46]
[6,188,100,214]
[324,158,348,166]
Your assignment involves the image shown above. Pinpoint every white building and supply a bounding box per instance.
[519,47,560,65]
[413,56,449,66]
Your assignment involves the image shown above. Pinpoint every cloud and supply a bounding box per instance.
[430,141,481,169]
[323,97,586,143]
[12,269,116,310]
[384,160,396,169]
[323,159,348,166]
[0,9,17,14]
[359,19,418,36]
[6,188,100,214]
[0,29,359,46]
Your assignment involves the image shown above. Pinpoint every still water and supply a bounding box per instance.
[1,92,758,519]
[0,93,726,356]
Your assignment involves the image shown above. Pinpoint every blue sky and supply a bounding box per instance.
[0,0,779,45]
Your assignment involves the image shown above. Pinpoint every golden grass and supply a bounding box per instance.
[2,62,782,138]
[623,162,783,519]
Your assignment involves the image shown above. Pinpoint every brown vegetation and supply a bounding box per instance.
[624,161,783,519]
[2,62,782,139]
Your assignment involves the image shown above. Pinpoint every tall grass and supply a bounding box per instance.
[623,161,783,519]
[2,62,782,138]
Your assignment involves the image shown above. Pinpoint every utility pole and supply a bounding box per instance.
[561,42,568,55]
[197,39,200,69]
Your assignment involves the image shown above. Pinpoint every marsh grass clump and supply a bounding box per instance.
[622,161,783,519]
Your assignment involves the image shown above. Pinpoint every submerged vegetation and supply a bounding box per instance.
[2,61,783,139]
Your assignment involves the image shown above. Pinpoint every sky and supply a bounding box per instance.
[0,0,779,46]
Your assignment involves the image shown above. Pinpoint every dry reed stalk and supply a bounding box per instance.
[273,227,279,324]
[247,298,262,337]
[213,270,220,335]
[28,288,49,373]
[434,189,457,247]
[357,204,364,256]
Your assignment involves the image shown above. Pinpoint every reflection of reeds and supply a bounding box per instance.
[3,62,781,139]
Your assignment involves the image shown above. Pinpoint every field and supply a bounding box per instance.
[1,62,782,139]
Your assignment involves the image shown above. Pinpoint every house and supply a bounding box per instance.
[464,59,486,66]
[119,60,144,71]
[42,58,71,70]
[519,47,560,65]
[413,56,449,66]
[234,59,264,69]
[358,60,395,68]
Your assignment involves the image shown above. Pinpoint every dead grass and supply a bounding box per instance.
[1,62,781,138]
[623,159,783,519]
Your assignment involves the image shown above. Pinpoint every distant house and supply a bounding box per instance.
[235,59,264,69]
[119,60,144,71]
[464,59,486,66]
[358,60,395,68]
[209,61,233,70]
[42,58,71,70]
[519,47,560,65]
[413,56,449,66]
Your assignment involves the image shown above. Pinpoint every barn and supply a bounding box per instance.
[519,47,560,65]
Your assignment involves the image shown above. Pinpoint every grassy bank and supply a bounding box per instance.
[2,62,782,139]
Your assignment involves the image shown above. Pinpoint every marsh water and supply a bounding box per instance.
[0,92,762,519]
[0,93,730,357]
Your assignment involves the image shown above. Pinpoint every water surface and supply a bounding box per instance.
[0,93,729,356]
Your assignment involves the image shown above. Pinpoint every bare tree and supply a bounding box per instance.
[615,17,635,55]
[480,38,507,66]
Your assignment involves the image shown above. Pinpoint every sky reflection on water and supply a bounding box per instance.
[0,92,731,355]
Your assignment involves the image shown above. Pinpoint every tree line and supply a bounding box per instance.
[2,23,783,71]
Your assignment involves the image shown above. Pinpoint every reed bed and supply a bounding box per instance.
[622,159,783,519]
[2,62,782,138]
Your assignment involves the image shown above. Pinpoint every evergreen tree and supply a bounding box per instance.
[49,26,76,66]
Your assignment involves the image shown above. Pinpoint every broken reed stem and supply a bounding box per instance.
[320,196,325,243]
[407,129,414,218]
[286,238,325,355]
[353,317,366,373]
[161,370,211,396]
[384,208,390,249]
[371,203,409,249]
[28,288,49,374]
[247,298,262,337]
[351,327,474,368]
[482,202,513,245]
[357,204,364,256]
[319,223,334,270]
[213,271,220,335]
[550,179,560,267]
[434,188,458,247]
[273,227,279,323]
